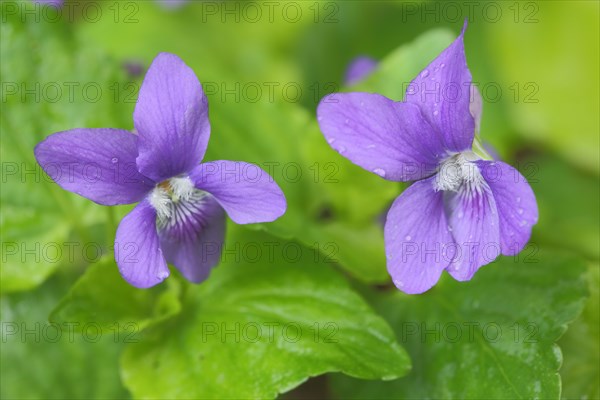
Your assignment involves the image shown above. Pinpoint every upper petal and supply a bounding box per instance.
[445,177,501,281]
[159,194,226,283]
[476,160,538,255]
[189,161,287,224]
[34,128,154,205]
[115,200,170,288]
[405,21,475,152]
[134,52,210,182]
[317,92,447,181]
[384,177,454,294]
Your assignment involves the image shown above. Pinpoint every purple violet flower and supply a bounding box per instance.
[35,53,287,288]
[34,0,63,7]
[344,56,378,86]
[156,0,188,10]
[123,60,146,79]
[317,23,538,294]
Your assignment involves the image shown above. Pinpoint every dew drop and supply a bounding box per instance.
[516,196,521,203]
[458,211,464,219]
[405,235,412,241]
[519,220,527,227]
[373,168,386,177]
[327,138,336,144]
[393,279,404,288]
[440,63,445,68]
[344,118,349,124]
[517,208,524,215]
[338,146,346,154]
[111,158,118,164]
[447,226,453,232]
[421,69,430,78]
[366,144,376,149]
[156,271,169,279]
[386,253,393,260]
[433,110,439,116]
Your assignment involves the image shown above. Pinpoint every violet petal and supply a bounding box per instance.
[317,92,446,181]
[134,52,210,182]
[189,161,287,224]
[34,128,154,206]
[384,177,454,294]
[115,200,170,288]
[445,178,500,281]
[405,21,475,152]
[159,194,226,283]
[476,160,538,255]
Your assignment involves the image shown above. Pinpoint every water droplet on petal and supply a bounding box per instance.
[366,144,376,149]
[344,118,349,124]
[111,158,118,164]
[517,208,524,215]
[338,146,346,154]
[440,63,445,68]
[519,220,527,227]
[433,110,439,116]
[516,196,521,203]
[373,168,386,177]
[458,211,464,219]
[405,235,412,241]
[157,271,169,279]
[421,69,430,78]
[386,253,393,260]
[393,279,404,288]
[327,138,335,144]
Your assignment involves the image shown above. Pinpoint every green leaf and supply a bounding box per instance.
[50,257,182,332]
[0,274,129,399]
[121,228,410,399]
[559,263,600,399]
[528,155,600,260]
[0,8,132,293]
[330,250,589,399]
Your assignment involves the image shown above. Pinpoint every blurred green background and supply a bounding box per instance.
[1,1,598,399]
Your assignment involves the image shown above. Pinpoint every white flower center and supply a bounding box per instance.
[434,152,483,192]
[149,176,199,221]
